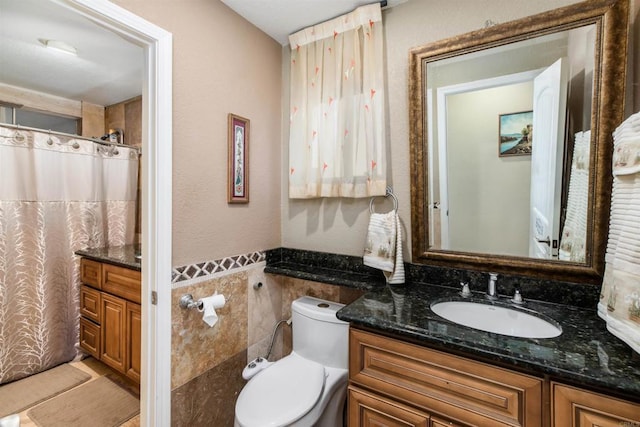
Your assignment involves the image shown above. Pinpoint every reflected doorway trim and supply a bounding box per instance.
[434,68,542,251]
[52,1,173,425]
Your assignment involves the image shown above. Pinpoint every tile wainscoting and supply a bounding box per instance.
[170,250,364,426]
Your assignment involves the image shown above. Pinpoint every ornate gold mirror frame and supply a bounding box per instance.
[409,0,629,284]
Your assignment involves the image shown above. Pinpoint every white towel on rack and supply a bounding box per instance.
[598,113,640,355]
[384,212,405,284]
[364,211,405,284]
[559,131,590,262]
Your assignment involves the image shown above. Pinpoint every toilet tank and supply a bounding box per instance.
[291,296,349,369]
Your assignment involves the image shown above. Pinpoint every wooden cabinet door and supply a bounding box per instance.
[552,383,640,426]
[79,317,101,359]
[349,386,430,427]
[126,301,141,383]
[350,328,542,426]
[80,285,101,323]
[101,293,126,373]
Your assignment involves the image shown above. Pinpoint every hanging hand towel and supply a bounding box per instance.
[364,211,405,284]
[598,111,640,354]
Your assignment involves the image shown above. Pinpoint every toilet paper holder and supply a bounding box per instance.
[179,293,203,310]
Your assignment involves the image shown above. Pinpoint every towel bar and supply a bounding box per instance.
[369,186,398,213]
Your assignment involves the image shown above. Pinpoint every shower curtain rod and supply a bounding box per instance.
[0,123,141,153]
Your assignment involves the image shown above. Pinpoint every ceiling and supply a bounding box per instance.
[221,0,406,46]
[0,0,143,107]
[0,0,403,108]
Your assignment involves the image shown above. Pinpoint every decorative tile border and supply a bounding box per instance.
[172,251,266,285]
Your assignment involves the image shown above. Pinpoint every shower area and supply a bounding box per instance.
[0,123,139,385]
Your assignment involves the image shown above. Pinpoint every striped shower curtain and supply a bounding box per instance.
[0,125,138,384]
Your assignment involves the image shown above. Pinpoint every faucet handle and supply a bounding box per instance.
[460,282,471,297]
[511,287,524,304]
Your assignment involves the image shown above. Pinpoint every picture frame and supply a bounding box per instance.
[498,110,533,157]
[227,113,250,203]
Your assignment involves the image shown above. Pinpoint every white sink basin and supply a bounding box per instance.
[430,300,562,339]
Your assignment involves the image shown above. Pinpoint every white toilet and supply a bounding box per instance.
[234,296,349,427]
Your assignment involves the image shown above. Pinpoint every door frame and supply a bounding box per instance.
[53,1,173,425]
[434,68,542,250]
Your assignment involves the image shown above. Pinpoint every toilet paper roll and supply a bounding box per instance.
[198,294,226,327]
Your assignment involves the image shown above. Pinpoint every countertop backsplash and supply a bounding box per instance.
[265,247,601,309]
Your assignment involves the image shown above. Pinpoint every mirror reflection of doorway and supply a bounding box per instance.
[434,69,539,256]
[426,24,596,261]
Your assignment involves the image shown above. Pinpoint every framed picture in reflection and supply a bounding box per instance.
[499,111,533,157]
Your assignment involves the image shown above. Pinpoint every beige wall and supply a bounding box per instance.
[113,0,283,267]
[281,0,637,260]
[447,83,533,257]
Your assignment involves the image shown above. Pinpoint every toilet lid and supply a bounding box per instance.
[236,353,325,427]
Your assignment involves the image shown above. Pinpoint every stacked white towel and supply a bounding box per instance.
[364,211,405,284]
[598,111,640,354]
[559,131,590,262]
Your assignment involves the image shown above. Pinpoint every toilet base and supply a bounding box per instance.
[311,379,347,427]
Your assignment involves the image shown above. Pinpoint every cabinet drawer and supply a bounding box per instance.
[80,285,101,323]
[552,382,640,426]
[102,263,141,304]
[350,328,542,426]
[349,385,430,427]
[80,317,101,359]
[80,258,102,289]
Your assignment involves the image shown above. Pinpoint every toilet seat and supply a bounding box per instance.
[235,353,325,427]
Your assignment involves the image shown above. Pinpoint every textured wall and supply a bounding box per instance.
[113,0,282,267]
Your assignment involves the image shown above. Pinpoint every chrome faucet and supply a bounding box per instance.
[487,273,498,299]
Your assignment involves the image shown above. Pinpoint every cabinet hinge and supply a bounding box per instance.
[151,290,158,305]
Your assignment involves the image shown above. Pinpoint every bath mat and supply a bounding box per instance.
[0,364,91,417]
[27,376,139,427]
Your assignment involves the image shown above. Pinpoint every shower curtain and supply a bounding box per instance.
[0,125,138,384]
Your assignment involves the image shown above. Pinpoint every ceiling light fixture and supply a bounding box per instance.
[40,39,77,56]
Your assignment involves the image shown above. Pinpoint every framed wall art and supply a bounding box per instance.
[499,110,533,157]
[227,113,250,203]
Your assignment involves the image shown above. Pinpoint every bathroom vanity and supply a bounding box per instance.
[76,245,142,384]
[337,284,640,426]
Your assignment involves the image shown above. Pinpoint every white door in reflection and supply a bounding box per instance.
[529,58,569,259]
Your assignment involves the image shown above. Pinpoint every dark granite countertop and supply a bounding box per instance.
[269,248,640,399]
[75,244,141,271]
[336,283,640,400]
[265,248,386,290]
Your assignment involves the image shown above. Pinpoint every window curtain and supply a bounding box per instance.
[288,3,386,198]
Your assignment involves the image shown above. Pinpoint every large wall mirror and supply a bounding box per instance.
[409,0,629,283]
